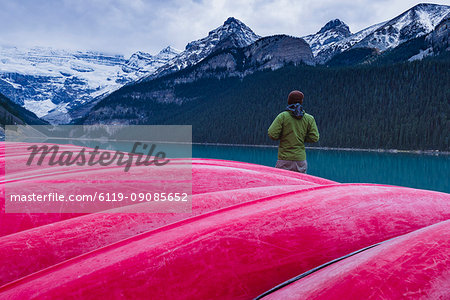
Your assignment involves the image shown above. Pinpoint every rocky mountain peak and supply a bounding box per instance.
[354,3,450,51]
[223,17,244,26]
[149,17,260,78]
[155,46,181,59]
[318,19,351,36]
[158,46,179,54]
[411,3,442,11]
[129,51,152,60]
[185,17,260,51]
[302,19,352,59]
[214,17,253,33]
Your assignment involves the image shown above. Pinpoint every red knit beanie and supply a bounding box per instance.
[288,90,304,104]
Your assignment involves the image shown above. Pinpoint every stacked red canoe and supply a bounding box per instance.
[0,142,448,299]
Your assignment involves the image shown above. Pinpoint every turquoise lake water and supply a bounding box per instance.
[14,139,448,194]
[193,145,450,193]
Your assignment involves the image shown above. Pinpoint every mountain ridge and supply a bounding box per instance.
[303,3,449,63]
[354,3,449,51]
[142,17,261,81]
[0,3,449,124]
[0,45,179,123]
[79,58,449,151]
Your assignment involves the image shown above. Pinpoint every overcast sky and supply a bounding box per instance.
[0,0,448,57]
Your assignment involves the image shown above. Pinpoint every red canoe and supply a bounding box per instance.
[0,142,332,285]
[1,142,448,299]
[0,184,305,286]
[0,184,448,299]
[260,219,450,299]
[1,142,332,237]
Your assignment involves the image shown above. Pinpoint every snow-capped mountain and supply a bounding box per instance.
[144,35,313,87]
[0,46,179,123]
[303,19,351,57]
[304,21,387,64]
[0,17,258,123]
[407,11,450,61]
[122,46,181,74]
[147,17,261,79]
[355,3,449,51]
[1,4,449,125]
[303,3,449,63]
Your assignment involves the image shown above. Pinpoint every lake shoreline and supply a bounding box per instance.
[193,142,450,156]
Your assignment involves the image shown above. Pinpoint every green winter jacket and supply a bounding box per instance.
[268,111,319,161]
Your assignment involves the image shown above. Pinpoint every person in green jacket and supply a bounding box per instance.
[268,90,319,173]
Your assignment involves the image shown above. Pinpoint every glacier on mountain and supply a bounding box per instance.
[0,45,179,123]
